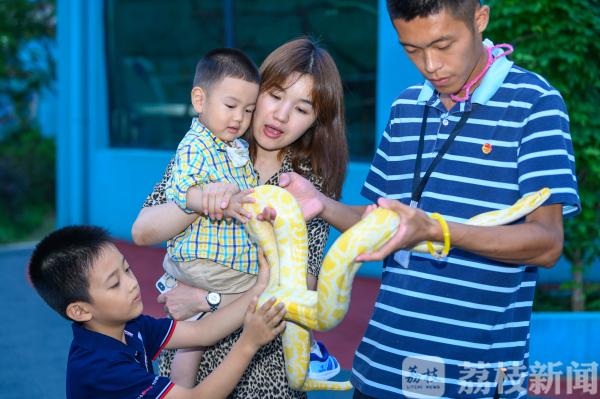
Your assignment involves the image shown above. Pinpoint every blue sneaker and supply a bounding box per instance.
[309,341,341,380]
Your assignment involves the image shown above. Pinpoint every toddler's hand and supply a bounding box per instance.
[201,182,242,220]
[221,189,255,223]
[240,297,286,351]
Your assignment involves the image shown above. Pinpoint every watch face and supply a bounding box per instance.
[207,292,220,305]
[164,275,177,290]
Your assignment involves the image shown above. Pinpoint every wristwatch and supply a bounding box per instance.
[206,292,221,312]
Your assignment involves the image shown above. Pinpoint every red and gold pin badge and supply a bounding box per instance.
[482,143,493,155]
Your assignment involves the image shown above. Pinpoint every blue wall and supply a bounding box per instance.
[530,312,600,368]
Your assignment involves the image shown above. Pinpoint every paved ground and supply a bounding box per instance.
[0,245,70,398]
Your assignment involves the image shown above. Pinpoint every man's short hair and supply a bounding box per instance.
[193,48,260,90]
[29,226,112,319]
[387,0,481,25]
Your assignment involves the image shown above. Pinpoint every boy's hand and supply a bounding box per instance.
[221,189,255,223]
[239,297,286,351]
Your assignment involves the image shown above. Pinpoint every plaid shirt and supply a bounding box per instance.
[166,118,258,274]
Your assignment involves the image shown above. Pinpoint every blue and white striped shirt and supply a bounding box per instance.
[352,43,580,399]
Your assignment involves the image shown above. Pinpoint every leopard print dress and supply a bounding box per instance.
[144,152,331,399]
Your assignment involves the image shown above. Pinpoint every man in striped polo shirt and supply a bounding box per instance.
[280,0,580,398]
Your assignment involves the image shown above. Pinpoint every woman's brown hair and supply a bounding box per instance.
[248,37,348,199]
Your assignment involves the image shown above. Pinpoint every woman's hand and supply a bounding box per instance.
[256,206,277,223]
[157,282,210,320]
[278,172,325,220]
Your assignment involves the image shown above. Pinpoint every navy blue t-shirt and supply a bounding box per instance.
[67,315,176,399]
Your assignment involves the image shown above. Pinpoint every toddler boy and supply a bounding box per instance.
[163,48,261,386]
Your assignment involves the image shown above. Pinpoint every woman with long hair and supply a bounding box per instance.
[132,37,348,398]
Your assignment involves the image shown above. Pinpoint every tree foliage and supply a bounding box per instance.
[0,127,55,242]
[0,0,55,127]
[486,0,600,309]
[0,0,55,243]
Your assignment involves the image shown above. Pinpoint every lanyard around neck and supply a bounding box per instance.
[410,105,473,206]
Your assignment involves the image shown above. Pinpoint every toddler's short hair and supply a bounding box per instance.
[193,48,260,90]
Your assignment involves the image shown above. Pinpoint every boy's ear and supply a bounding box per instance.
[191,87,207,114]
[66,302,93,323]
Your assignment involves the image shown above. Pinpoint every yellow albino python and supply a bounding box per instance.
[243,186,550,391]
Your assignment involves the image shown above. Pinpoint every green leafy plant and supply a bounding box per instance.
[0,0,55,243]
[0,127,55,243]
[0,0,55,128]
[486,0,600,310]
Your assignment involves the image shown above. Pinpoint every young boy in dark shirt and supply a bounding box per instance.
[29,225,285,399]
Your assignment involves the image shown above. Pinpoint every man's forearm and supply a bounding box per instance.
[359,200,564,267]
[442,205,564,267]
[320,196,365,232]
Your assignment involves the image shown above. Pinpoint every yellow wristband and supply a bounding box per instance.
[426,212,451,259]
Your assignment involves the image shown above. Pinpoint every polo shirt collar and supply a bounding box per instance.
[417,39,514,106]
[72,322,140,356]
[189,118,227,151]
